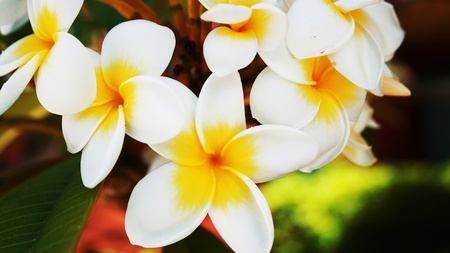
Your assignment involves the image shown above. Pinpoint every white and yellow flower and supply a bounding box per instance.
[0,0,96,115]
[200,0,287,76]
[286,0,404,90]
[62,20,187,188]
[125,72,318,252]
[0,0,28,35]
[250,49,367,172]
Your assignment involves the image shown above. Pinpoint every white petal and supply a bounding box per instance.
[287,0,354,59]
[196,72,246,154]
[101,20,175,89]
[203,26,258,77]
[0,51,45,115]
[300,91,350,172]
[258,42,315,84]
[1,15,28,35]
[80,106,125,188]
[0,0,28,35]
[342,130,377,166]
[328,24,383,90]
[62,103,113,154]
[200,4,252,24]
[250,67,319,129]
[0,35,51,76]
[209,167,273,253]
[125,162,215,247]
[36,32,96,115]
[334,0,381,13]
[28,0,84,40]
[352,2,404,60]
[120,76,185,144]
[222,125,319,182]
[249,3,287,52]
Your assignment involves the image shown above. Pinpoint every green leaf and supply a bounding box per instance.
[0,156,100,253]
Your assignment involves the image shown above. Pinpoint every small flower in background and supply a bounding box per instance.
[125,72,318,252]
[0,0,96,115]
[0,0,28,35]
[62,20,187,188]
[200,0,287,76]
[285,0,404,90]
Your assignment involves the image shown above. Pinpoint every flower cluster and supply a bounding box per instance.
[0,0,409,252]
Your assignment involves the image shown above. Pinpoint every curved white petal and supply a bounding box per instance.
[101,20,175,90]
[342,130,377,166]
[80,106,125,188]
[0,35,51,76]
[328,24,383,91]
[334,0,381,13]
[62,102,114,154]
[36,32,96,115]
[352,2,404,60]
[125,162,215,247]
[0,51,46,115]
[230,0,278,7]
[200,4,252,24]
[209,167,273,253]
[0,0,28,35]
[287,0,354,59]
[222,125,318,183]
[245,4,287,52]
[258,41,315,84]
[196,72,246,154]
[28,0,84,40]
[119,75,185,144]
[203,26,258,77]
[199,0,227,10]
[250,67,319,129]
[300,91,350,172]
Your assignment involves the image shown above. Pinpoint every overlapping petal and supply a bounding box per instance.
[126,162,215,247]
[300,91,350,172]
[119,75,185,144]
[35,32,96,115]
[0,35,52,76]
[0,0,27,35]
[229,0,277,8]
[342,130,377,166]
[258,42,315,84]
[222,125,319,182]
[200,4,252,24]
[101,20,175,90]
[28,0,84,41]
[287,0,354,59]
[244,4,287,52]
[250,67,319,128]
[196,72,246,154]
[334,0,381,13]
[352,2,404,60]
[203,26,258,77]
[80,106,125,188]
[0,51,46,115]
[209,167,273,253]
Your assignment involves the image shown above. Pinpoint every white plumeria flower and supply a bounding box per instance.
[0,0,28,35]
[0,0,96,115]
[286,0,404,90]
[125,72,319,252]
[200,0,287,76]
[251,45,367,172]
[342,103,379,166]
[62,20,187,188]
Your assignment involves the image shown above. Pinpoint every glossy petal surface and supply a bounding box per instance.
[125,162,215,247]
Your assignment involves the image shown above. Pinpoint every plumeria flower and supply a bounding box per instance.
[286,0,404,90]
[62,20,186,188]
[0,0,96,115]
[0,0,28,35]
[342,103,379,166]
[251,47,367,172]
[125,72,319,252]
[200,0,287,76]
